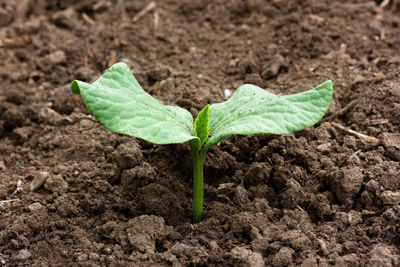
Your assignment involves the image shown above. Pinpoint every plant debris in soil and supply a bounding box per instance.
[0,0,400,266]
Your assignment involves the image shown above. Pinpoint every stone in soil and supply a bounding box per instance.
[12,126,33,143]
[30,171,50,192]
[121,162,156,192]
[229,246,265,267]
[107,215,172,254]
[44,50,66,65]
[44,174,68,193]
[2,108,25,130]
[111,141,143,170]
[13,249,32,261]
[367,244,399,267]
[26,203,45,212]
[271,247,294,267]
[329,166,363,206]
[51,8,78,29]
[380,190,400,205]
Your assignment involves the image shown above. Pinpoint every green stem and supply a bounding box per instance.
[191,147,206,224]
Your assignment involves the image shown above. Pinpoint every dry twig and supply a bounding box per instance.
[330,122,379,143]
[344,1,376,10]
[368,119,389,125]
[378,0,399,11]
[82,13,95,25]
[0,199,20,203]
[154,10,159,31]
[93,0,110,11]
[133,1,156,22]
[0,35,30,47]
[380,0,391,8]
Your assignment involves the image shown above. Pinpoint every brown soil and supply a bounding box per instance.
[1,0,400,266]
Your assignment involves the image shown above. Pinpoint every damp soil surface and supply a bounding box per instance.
[1,0,400,266]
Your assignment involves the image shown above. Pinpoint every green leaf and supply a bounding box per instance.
[205,80,333,149]
[71,62,198,145]
[194,104,210,145]
[71,80,90,95]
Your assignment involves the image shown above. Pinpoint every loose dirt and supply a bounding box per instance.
[0,0,399,266]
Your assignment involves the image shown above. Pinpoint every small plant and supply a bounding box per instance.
[71,62,333,223]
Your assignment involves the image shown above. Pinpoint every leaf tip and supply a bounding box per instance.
[204,103,210,113]
[325,79,333,89]
[71,80,91,95]
[194,104,210,146]
[325,79,334,100]
[71,80,81,95]
[315,80,334,103]
[322,79,333,91]
[112,61,129,68]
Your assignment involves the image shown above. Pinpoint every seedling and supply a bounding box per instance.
[71,62,333,223]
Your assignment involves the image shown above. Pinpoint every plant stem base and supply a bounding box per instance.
[191,148,206,224]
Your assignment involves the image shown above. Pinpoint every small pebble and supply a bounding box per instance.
[368,244,399,266]
[76,253,88,262]
[2,108,25,130]
[14,249,32,260]
[272,247,294,267]
[12,126,33,143]
[38,107,63,125]
[380,190,400,205]
[230,246,265,267]
[44,174,68,193]
[45,50,66,65]
[366,179,379,193]
[316,142,331,153]
[30,171,50,192]
[52,8,77,29]
[224,89,232,98]
[208,240,220,251]
[0,160,6,171]
[381,133,400,149]
[260,54,285,80]
[88,252,100,261]
[27,203,45,212]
